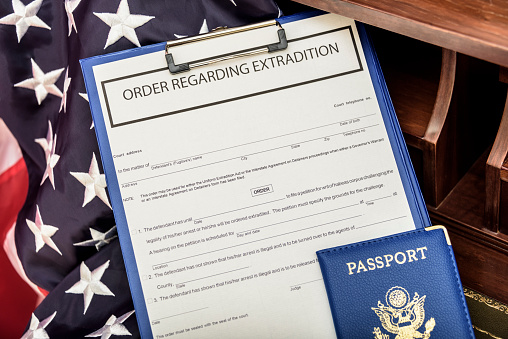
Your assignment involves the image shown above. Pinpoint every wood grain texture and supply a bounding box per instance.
[500,85,508,182]
[486,93,508,231]
[368,28,447,205]
[422,49,457,206]
[431,150,487,228]
[293,0,508,68]
[424,49,456,143]
[369,28,442,139]
[429,151,508,302]
[370,27,503,207]
[501,182,508,234]
[444,223,508,304]
[503,162,508,181]
[501,67,508,84]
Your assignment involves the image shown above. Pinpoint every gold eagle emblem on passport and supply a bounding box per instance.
[372,286,435,339]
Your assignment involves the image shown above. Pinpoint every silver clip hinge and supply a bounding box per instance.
[165,20,288,74]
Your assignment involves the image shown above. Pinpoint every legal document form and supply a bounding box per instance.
[82,13,427,339]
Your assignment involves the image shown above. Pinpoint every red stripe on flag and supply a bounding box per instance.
[0,158,28,236]
[0,121,37,338]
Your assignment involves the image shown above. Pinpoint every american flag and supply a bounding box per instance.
[0,1,282,337]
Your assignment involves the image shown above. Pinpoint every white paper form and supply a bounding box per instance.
[85,13,423,339]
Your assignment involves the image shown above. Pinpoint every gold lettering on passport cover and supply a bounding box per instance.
[372,286,435,339]
[346,247,428,275]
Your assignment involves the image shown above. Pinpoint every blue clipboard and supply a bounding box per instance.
[81,10,430,339]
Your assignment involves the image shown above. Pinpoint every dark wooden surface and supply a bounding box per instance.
[292,0,508,68]
[445,223,508,303]
[369,28,452,206]
[486,95,508,232]
[433,151,488,230]
[370,27,504,208]
[501,72,508,183]
[500,67,508,85]
[369,28,442,140]
[428,151,508,303]
[501,183,508,234]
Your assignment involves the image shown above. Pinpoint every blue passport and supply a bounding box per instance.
[316,226,475,338]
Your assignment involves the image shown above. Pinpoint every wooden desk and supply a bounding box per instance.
[280,0,508,303]
[291,0,508,68]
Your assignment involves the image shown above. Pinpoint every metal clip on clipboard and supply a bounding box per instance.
[165,20,287,74]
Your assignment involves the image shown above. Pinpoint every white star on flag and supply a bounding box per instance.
[59,67,71,113]
[35,120,60,189]
[74,225,118,251]
[65,260,115,314]
[21,311,57,339]
[94,0,154,49]
[199,19,209,34]
[70,152,112,209]
[0,0,50,42]
[175,19,208,39]
[79,92,88,101]
[64,0,82,36]
[14,58,64,105]
[26,205,62,255]
[85,310,135,339]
